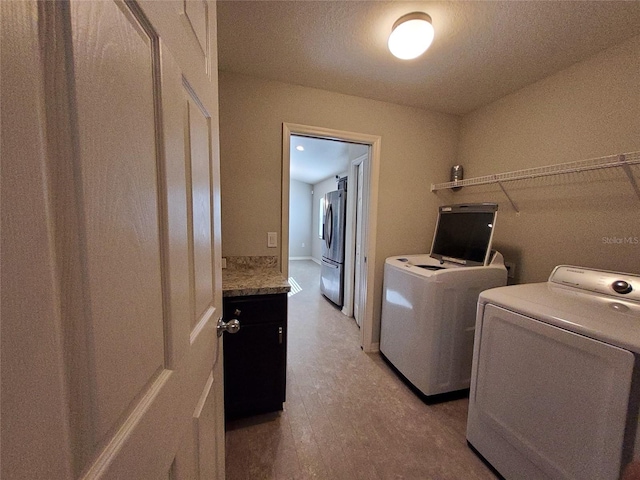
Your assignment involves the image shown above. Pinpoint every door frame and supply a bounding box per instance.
[281,123,381,352]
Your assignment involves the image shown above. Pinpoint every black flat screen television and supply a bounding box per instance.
[429,203,498,266]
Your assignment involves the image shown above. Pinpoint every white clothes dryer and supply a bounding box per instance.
[467,265,640,480]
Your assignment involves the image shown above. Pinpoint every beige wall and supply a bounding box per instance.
[452,35,640,283]
[218,72,460,341]
[218,34,640,343]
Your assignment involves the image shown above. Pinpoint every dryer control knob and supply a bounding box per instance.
[612,280,632,294]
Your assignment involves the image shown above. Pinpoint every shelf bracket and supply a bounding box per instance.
[496,179,520,213]
[619,154,640,202]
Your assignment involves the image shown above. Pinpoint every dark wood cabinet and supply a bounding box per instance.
[222,293,287,420]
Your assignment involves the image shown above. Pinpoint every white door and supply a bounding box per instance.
[1,1,225,478]
[353,162,365,326]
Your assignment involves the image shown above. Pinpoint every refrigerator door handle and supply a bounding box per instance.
[321,197,326,240]
[325,204,333,250]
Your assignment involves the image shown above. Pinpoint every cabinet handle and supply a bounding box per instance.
[234,308,242,317]
[278,326,283,344]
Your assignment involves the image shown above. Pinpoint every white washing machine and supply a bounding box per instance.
[467,265,640,480]
[380,252,507,398]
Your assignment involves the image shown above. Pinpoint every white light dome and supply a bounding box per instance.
[388,12,434,60]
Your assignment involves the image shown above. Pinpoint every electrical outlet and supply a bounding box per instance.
[267,232,277,248]
[505,262,516,279]
[221,257,227,269]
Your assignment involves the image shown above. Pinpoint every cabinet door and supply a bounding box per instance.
[224,321,286,419]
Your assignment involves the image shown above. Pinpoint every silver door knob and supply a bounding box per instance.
[217,317,240,337]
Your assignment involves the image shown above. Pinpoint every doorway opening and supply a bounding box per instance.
[281,123,381,352]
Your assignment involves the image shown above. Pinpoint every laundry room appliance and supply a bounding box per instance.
[380,203,508,399]
[320,180,347,306]
[467,265,640,480]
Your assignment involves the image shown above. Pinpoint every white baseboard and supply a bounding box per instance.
[289,257,322,265]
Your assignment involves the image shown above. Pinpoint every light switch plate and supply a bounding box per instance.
[268,232,277,248]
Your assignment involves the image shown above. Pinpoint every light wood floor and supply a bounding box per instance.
[225,260,497,480]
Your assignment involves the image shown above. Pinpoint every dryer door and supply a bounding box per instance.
[467,304,634,480]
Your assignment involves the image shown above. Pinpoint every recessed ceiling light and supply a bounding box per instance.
[296,145,305,151]
[388,12,434,60]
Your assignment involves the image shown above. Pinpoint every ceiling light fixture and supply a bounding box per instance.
[296,145,305,151]
[388,12,434,60]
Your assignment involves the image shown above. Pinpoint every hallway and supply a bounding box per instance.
[225,260,496,480]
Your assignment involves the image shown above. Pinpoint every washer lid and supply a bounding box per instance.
[479,282,640,354]
[385,254,506,277]
[385,254,467,278]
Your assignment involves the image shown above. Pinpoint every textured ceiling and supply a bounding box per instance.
[290,135,368,184]
[218,1,640,116]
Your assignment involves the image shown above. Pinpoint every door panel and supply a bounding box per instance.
[172,429,198,480]
[159,42,191,367]
[71,0,166,446]
[183,0,208,57]
[0,0,224,478]
[194,372,224,479]
[187,94,214,323]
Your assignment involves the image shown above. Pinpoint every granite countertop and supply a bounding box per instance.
[222,256,291,297]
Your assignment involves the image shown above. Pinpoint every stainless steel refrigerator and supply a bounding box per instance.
[321,188,346,306]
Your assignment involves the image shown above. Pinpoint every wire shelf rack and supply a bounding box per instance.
[431,151,640,212]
